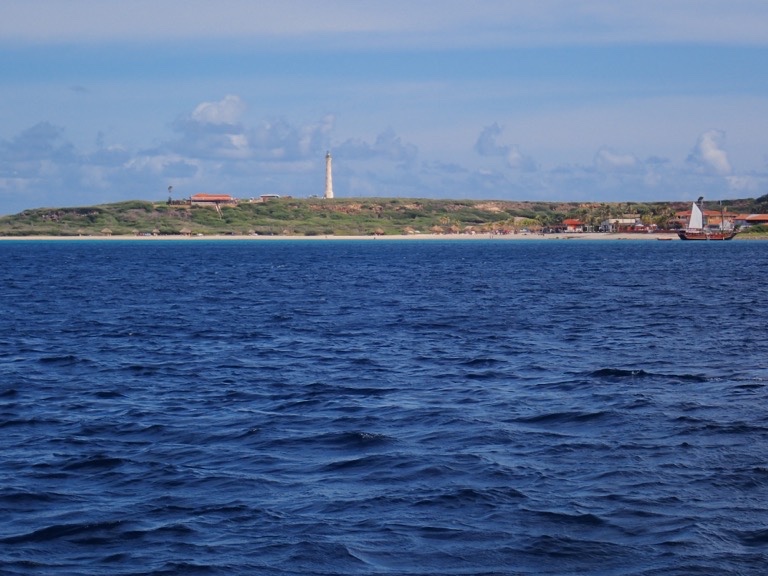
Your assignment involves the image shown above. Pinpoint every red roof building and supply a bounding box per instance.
[734,214,768,227]
[675,208,737,228]
[562,219,585,232]
[190,193,237,206]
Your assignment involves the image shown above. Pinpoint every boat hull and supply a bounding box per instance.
[677,230,738,241]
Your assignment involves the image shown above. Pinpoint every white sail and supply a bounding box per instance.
[688,202,703,229]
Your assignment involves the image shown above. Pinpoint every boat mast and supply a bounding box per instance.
[720,200,725,231]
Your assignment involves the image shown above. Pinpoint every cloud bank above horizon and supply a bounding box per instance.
[4,0,768,46]
[1,1,767,214]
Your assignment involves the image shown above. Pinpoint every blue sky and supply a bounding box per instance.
[2,1,768,215]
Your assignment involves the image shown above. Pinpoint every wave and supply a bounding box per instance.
[1,520,124,545]
[524,508,608,527]
[38,354,93,366]
[516,410,613,425]
[734,528,768,547]
[414,486,527,509]
[588,368,709,382]
[62,454,128,471]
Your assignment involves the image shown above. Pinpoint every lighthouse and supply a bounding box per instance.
[324,151,334,199]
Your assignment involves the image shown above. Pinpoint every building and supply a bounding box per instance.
[674,208,737,229]
[602,218,634,232]
[190,193,237,206]
[734,214,768,228]
[562,219,585,232]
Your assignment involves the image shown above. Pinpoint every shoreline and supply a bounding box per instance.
[0,232,687,241]
[2,232,766,242]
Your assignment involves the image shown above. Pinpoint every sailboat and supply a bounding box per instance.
[677,199,738,241]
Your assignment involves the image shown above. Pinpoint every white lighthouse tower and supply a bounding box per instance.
[324,151,334,199]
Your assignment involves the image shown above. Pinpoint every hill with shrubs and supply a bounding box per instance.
[2,196,767,237]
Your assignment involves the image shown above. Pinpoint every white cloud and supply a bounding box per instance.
[125,154,198,176]
[506,146,536,171]
[337,129,418,166]
[297,115,335,157]
[170,96,256,160]
[171,109,330,165]
[475,124,535,171]
[475,124,508,157]
[594,147,639,172]
[191,95,246,126]
[87,144,131,167]
[726,175,761,193]
[246,116,334,161]
[1,122,75,164]
[687,130,732,175]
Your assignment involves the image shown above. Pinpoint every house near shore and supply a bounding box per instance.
[733,214,768,228]
[563,219,586,232]
[600,217,642,233]
[190,193,237,206]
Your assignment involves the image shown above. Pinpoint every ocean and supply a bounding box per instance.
[1,238,767,575]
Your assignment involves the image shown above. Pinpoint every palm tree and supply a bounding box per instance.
[653,206,677,230]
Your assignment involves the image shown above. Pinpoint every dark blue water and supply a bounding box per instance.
[2,239,768,575]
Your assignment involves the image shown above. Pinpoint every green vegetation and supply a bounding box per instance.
[740,224,768,236]
[1,195,767,237]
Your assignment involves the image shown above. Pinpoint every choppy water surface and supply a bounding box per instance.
[1,239,768,575]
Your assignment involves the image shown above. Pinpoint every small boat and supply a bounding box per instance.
[677,199,738,241]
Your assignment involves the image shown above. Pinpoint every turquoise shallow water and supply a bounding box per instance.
[1,239,768,575]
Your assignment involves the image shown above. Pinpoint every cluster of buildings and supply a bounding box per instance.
[188,193,277,206]
[177,151,768,234]
[561,209,768,233]
[181,151,335,208]
[730,213,768,228]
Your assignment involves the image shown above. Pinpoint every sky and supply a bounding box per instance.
[1,1,768,215]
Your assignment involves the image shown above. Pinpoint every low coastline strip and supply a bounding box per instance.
[0,232,684,241]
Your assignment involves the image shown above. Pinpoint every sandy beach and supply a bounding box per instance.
[0,232,684,241]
